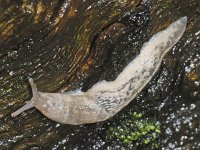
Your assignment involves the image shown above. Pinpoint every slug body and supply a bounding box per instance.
[12,17,187,125]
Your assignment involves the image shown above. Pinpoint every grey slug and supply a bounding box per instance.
[11,17,187,125]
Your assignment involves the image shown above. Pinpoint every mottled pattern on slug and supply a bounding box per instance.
[11,17,187,125]
[93,67,153,114]
[90,17,188,118]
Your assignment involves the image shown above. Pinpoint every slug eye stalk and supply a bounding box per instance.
[11,78,39,117]
[11,101,34,117]
[29,78,39,98]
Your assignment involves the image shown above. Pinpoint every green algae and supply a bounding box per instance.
[107,112,160,149]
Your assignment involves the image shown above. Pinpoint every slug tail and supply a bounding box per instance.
[11,78,39,117]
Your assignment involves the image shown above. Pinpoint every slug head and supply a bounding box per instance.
[11,78,39,117]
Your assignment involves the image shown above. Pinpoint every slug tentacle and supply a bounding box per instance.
[29,78,40,98]
[11,100,34,117]
[11,78,39,117]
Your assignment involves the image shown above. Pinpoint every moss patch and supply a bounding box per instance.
[107,112,160,149]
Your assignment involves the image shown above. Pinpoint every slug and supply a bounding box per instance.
[11,17,187,125]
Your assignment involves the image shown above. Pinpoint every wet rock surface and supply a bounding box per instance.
[0,0,199,149]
